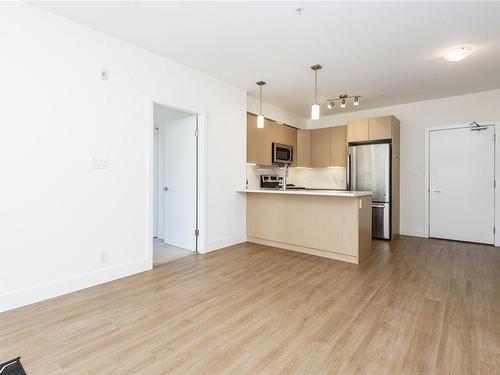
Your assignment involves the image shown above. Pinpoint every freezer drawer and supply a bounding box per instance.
[372,202,390,239]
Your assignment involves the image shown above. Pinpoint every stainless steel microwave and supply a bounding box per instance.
[272,143,293,164]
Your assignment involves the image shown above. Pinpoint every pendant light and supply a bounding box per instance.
[256,81,266,128]
[310,64,322,120]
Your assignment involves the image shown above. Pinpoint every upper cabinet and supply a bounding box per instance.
[347,119,369,143]
[330,125,347,167]
[309,125,347,168]
[310,128,332,168]
[368,116,397,140]
[247,113,258,164]
[246,113,297,166]
[247,113,272,165]
[296,129,311,167]
[249,113,398,168]
[347,115,399,143]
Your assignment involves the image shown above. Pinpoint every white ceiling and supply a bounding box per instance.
[34,1,500,118]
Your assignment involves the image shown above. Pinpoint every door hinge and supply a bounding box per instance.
[495,180,497,188]
[195,229,199,236]
[494,226,496,234]
[195,129,199,137]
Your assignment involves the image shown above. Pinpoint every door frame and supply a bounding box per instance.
[147,98,207,269]
[424,121,499,246]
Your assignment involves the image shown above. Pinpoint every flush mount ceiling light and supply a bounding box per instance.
[443,46,472,62]
[325,94,361,111]
[256,81,266,128]
[310,64,322,120]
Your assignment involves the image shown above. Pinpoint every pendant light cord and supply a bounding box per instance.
[314,69,317,105]
[259,84,262,115]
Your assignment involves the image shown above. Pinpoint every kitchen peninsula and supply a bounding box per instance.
[240,189,372,264]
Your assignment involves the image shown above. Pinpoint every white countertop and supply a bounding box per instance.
[238,189,372,197]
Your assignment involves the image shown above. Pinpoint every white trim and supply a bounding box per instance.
[206,235,247,253]
[399,227,426,238]
[424,121,499,246]
[0,259,150,313]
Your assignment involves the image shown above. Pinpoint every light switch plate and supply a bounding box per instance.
[90,157,108,169]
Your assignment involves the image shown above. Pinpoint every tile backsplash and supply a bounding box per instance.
[246,165,346,190]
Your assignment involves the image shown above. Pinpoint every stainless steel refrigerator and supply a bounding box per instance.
[348,142,391,239]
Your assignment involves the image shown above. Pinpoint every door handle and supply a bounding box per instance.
[431,189,442,193]
[163,186,169,191]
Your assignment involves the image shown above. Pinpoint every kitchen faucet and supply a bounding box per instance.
[281,164,288,191]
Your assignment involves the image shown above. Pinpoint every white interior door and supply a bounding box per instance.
[429,125,495,244]
[163,115,197,251]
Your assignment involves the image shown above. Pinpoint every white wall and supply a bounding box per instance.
[0,3,246,312]
[247,96,306,128]
[307,89,500,237]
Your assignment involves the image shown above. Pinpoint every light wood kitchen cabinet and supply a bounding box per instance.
[247,113,258,164]
[246,113,273,165]
[347,115,399,143]
[247,113,297,166]
[369,116,394,140]
[271,121,297,166]
[347,119,369,142]
[330,125,347,167]
[272,123,297,147]
[310,128,331,167]
[296,129,311,167]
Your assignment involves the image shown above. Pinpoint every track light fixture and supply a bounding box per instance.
[325,94,362,111]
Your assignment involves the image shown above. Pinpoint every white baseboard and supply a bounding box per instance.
[0,259,151,313]
[399,227,427,238]
[205,234,247,253]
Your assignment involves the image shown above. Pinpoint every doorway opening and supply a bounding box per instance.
[427,123,496,245]
[153,103,199,266]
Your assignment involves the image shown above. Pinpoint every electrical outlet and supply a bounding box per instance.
[100,250,108,263]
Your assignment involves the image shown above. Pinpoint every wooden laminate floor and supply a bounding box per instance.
[1,236,499,374]
[153,238,193,266]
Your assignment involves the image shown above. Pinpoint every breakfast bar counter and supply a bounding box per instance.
[239,189,372,264]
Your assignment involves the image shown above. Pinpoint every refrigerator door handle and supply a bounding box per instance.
[347,152,352,191]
